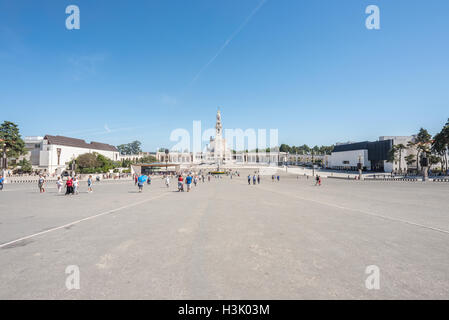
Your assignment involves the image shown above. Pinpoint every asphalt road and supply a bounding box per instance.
[1,175,449,299]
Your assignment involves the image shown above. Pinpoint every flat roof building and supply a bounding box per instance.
[329,136,416,173]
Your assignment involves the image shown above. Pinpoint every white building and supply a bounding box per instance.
[27,135,119,174]
[23,136,44,165]
[156,110,286,167]
[328,136,416,173]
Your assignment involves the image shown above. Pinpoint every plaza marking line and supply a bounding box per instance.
[257,185,449,236]
[0,192,169,249]
[0,180,134,192]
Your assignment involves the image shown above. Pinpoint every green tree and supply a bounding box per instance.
[432,119,449,173]
[279,144,291,153]
[76,153,100,169]
[388,144,406,172]
[17,158,32,173]
[96,153,115,172]
[137,155,157,164]
[117,140,142,155]
[0,121,27,163]
[415,128,432,172]
[405,154,416,168]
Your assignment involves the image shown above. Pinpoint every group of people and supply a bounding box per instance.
[177,174,205,192]
[272,175,280,182]
[248,174,261,185]
[133,172,209,193]
[57,175,93,195]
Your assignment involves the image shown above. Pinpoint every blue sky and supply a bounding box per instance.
[1,0,448,151]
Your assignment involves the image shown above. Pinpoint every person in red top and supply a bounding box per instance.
[178,175,184,192]
[65,177,74,195]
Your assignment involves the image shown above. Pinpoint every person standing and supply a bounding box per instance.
[38,175,46,193]
[208,175,211,182]
[87,175,93,193]
[56,177,63,193]
[194,176,198,187]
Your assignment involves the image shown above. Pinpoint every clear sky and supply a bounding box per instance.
[1,0,448,151]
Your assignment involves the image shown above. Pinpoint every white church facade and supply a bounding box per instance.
[155,110,287,167]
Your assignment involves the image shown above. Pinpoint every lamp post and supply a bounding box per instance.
[1,146,7,178]
[312,150,315,177]
[358,154,363,180]
[71,154,76,176]
[165,149,169,173]
[421,152,429,182]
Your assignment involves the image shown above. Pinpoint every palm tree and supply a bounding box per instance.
[405,154,416,169]
[415,128,432,173]
[396,144,406,173]
[406,140,417,171]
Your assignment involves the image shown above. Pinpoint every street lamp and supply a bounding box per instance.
[358,154,363,180]
[165,149,169,173]
[312,150,315,177]
[420,152,429,182]
[1,146,7,177]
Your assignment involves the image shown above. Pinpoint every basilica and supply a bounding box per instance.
[155,110,287,167]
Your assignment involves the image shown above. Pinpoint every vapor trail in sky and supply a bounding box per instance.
[189,0,268,86]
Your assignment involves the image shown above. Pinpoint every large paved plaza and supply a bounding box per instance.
[1,173,449,299]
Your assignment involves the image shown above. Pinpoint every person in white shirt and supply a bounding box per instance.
[56,177,63,193]
[165,176,170,188]
[73,177,79,194]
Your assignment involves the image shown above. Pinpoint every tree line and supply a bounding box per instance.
[278,144,334,155]
[388,120,449,173]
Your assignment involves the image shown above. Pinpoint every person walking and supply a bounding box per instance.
[0,175,4,191]
[56,177,63,193]
[272,175,275,182]
[194,176,198,187]
[253,175,256,185]
[87,175,93,193]
[248,175,251,185]
[185,174,193,192]
[315,175,320,186]
[277,175,280,182]
[178,175,184,192]
[147,175,152,185]
[165,176,170,188]
[38,175,46,193]
[137,174,147,192]
[318,175,322,186]
[257,175,260,184]
[73,176,79,194]
[65,177,73,195]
